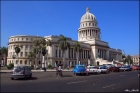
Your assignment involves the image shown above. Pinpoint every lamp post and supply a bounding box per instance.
[88,54,90,66]
[12,55,16,66]
[41,48,47,72]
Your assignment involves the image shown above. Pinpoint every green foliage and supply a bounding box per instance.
[47,64,52,69]
[0,46,8,56]
[6,63,14,69]
[29,65,34,69]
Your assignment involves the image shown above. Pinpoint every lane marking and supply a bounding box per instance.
[103,84,116,88]
[67,80,87,84]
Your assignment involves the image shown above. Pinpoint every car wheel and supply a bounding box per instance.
[11,78,14,80]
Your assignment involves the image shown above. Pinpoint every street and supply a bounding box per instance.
[1,71,139,92]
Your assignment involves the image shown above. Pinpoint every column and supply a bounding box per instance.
[106,50,109,60]
[23,45,25,57]
[73,48,74,58]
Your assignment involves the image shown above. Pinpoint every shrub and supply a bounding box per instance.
[29,65,34,69]
[6,63,14,69]
[47,64,52,69]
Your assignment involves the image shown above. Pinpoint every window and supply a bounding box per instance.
[26,38,28,41]
[86,23,87,26]
[19,60,22,64]
[31,38,33,41]
[16,60,18,64]
[83,24,84,27]
[22,38,23,40]
[59,50,61,57]
[89,23,91,26]
[25,52,28,57]
[21,45,23,49]
[25,60,27,64]
[93,23,94,26]
[26,45,28,49]
[55,50,57,57]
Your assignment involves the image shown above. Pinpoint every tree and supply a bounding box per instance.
[14,44,21,65]
[58,34,70,65]
[73,41,82,64]
[127,55,133,65]
[0,46,8,66]
[33,39,40,69]
[27,51,35,66]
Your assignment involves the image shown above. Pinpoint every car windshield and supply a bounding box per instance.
[14,66,25,70]
[78,66,85,68]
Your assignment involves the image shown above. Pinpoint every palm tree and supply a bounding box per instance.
[0,46,8,66]
[127,55,133,65]
[14,44,21,65]
[73,41,82,65]
[58,34,70,65]
[27,51,35,66]
[39,38,47,68]
[33,39,40,69]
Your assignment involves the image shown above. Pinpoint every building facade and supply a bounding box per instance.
[7,8,123,67]
[130,54,140,65]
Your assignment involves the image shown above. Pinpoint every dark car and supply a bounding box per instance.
[109,67,120,72]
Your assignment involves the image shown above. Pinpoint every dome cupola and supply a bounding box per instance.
[80,7,97,23]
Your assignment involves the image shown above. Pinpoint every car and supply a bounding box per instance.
[98,66,109,74]
[73,65,87,75]
[132,65,140,71]
[86,66,100,74]
[119,66,132,71]
[109,67,120,72]
[11,65,32,80]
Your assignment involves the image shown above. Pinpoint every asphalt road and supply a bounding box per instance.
[1,71,139,92]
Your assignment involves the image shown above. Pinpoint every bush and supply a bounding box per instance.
[29,65,34,69]
[47,64,52,69]
[6,63,14,69]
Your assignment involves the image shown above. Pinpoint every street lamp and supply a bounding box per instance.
[41,48,47,72]
[12,55,16,65]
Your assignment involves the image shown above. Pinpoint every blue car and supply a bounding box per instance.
[73,65,87,75]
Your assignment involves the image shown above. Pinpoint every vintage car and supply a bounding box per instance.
[119,66,132,71]
[86,66,100,74]
[132,65,140,70]
[73,65,87,75]
[109,67,120,72]
[98,66,109,74]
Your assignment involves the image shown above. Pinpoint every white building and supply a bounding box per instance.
[7,7,123,67]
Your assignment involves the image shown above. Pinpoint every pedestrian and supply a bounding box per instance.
[56,64,59,78]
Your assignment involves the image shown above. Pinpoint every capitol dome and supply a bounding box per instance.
[80,7,97,23]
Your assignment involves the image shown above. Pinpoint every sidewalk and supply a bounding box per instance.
[0,69,73,73]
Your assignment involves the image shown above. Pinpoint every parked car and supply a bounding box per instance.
[109,67,120,72]
[98,66,109,74]
[86,66,100,74]
[11,66,32,80]
[132,65,140,70]
[73,65,87,75]
[119,66,132,71]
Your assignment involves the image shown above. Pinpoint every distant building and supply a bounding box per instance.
[130,54,140,65]
[7,7,123,67]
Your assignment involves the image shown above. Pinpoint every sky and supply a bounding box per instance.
[1,1,139,55]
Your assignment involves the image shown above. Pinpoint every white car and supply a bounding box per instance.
[86,66,100,74]
[98,66,109,74]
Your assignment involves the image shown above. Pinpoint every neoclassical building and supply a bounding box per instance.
[130,54,140,65]
[7,7,123,67]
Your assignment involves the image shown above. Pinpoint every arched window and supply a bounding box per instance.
[16,60,18,64]
[20,60,22,64]
[25,60,27,64]
[39,61,41,64]
[86,23,87,26]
